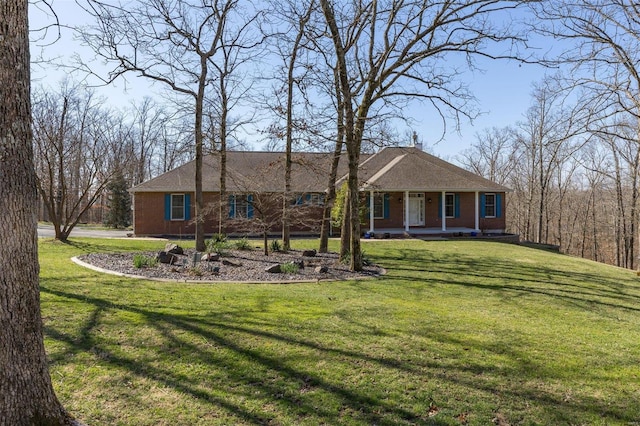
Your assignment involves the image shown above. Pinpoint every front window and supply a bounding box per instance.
[171,194,185,220]
[229,194,253,219]
[292,193,325,206]
[485,193,496,217]
[445,193,455,218]
[373,193,384,219]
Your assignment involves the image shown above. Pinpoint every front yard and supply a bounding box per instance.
[40,237,640,425]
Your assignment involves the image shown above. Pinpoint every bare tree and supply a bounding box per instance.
[129,97,169,185]
[0,1,76,423]
[32,83,128,240]
[532,1,640,263]
[512,77,588,243]
[320,0,530,270]
[80,0,249,251]
[458,127,519,186]
[270,0,315,251]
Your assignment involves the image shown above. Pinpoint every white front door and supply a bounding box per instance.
[408,194,424,226]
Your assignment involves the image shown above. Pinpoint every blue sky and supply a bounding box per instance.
[29,0,547,160]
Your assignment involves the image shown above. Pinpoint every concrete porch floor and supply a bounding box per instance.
[363,227,519,242]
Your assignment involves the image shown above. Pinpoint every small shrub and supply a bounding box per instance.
[133,254,157,268]
[270,239,282,252]
[235,237,252,250]
[207,235,230,256]
[280,262,299,274]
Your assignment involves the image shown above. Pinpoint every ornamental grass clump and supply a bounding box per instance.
[269,239,282,253]
[133,254,157,268]
[280,261,299,274]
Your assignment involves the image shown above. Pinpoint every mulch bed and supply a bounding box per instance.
[77,248,383,283]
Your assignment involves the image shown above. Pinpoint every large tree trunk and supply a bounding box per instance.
[0,1,75,424]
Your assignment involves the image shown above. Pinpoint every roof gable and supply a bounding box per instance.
[355,147,509,192]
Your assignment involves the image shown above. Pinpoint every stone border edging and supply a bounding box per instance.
[70,256,385,285]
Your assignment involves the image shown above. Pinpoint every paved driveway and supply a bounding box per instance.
[37,224,133,239]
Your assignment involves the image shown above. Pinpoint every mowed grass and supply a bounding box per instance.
[39,237,640,425]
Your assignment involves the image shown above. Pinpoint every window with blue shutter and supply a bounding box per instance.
[167,194,185,220]
[445,193,455,218]
[483,193,496,217]
[372,193,386,219]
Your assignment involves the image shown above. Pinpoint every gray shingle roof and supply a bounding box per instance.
[131,147,508,193]
[354,147,510,192]
[130,151,353,193]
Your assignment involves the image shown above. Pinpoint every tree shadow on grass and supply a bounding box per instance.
[373,245,640,315]
[42,285,450,425]
[41,278,640,425]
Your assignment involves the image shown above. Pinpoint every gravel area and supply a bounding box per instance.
[77,248,384,283]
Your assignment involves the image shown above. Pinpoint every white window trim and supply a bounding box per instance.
[485,193,497,218]
[231,194,250,219]
[373,193,385,219]
[170,193,185,221]
[445,193,455,219]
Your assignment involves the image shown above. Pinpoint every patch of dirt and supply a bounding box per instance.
[77,248,383,283]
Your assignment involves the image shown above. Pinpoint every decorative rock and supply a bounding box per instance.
[302,249,317,257]
[156,251,180,264]
[202,253,220,262]
[164,243,184,255]
[265,264,281,273]
[222,259,241,267]
[314,265,329,274]
[211,266,220,274]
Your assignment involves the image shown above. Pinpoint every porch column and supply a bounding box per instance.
[369,190,375,234]
[475,191,480,231]
[404,191,410,232]
[441,191,446,231]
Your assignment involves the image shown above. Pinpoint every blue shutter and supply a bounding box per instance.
[295,194,303,205]
[305,193,311,203]
[228,194,235,218]
[247,194,254,218]
[496,193,502,218]
[383,193,390,219]
[438,194,442,218]
[164,194,171,220]
[480,194,486,218]
[184,193,191,220]
[455,194,460,218]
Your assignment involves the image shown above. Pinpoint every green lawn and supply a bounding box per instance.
[40,237,640,425]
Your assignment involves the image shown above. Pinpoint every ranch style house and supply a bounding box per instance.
[129,146,509,238]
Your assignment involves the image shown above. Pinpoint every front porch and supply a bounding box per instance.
[363,190,505,236]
